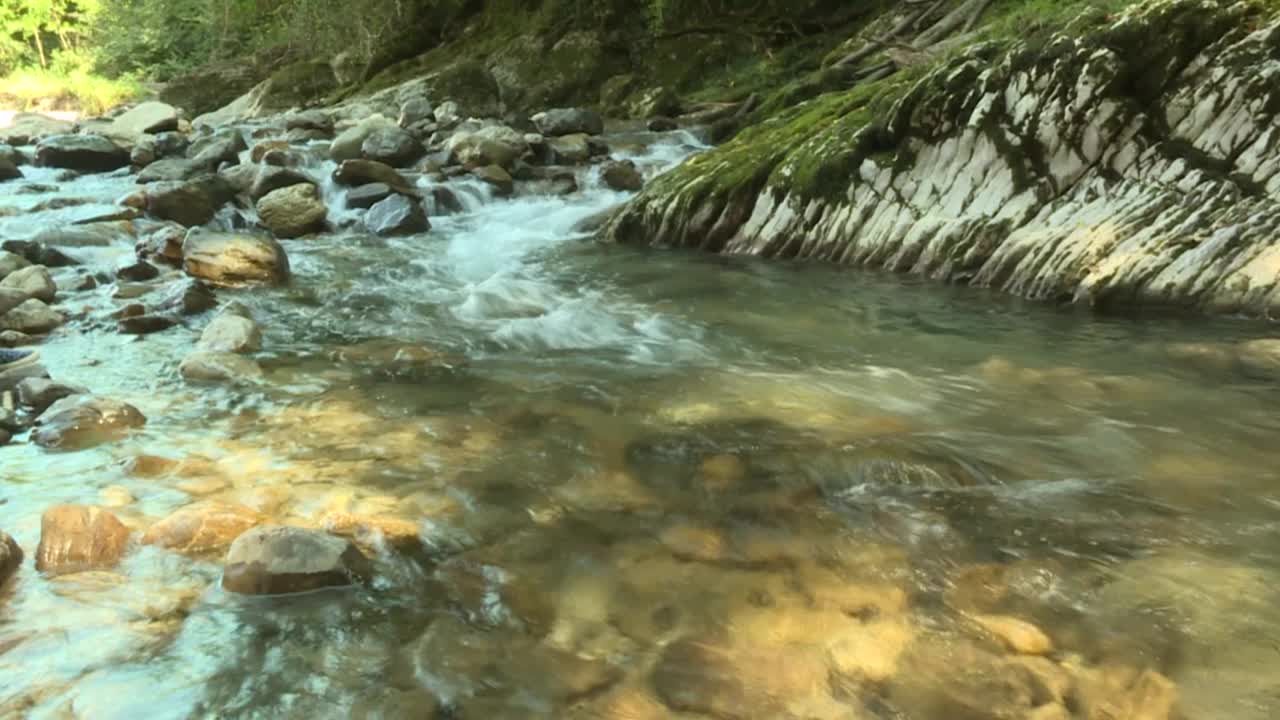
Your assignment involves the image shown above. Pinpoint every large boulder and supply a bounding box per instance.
[33,395,146,450]
[189,129,247,170]
[0,299,64,334]
[546,134,591,165]
[365,194,429,236]
[248,165,314,202]
[155,278,219,315]
[111,102,180,137]
[532,108,604,137]
[182,229,290,287]
[256,183,327,239]
[146,176,234,227]
[446,125,528,169]
[221,525,372,595]
[198,314,262,354]
[0,251,29,281]
[179,351,264,384]
[0,112,75,145]
[137,157,205,184]
[345,183,395,209]
[285,110,333,134]
[0,265,56,303]
[35,505,131,576]
[602,159,644,192]
[360,127,423,167]
[332,159,416,195]
[142,502,264,555]
[0,288,28,317]
[329,115,398,162]
[17,378,87,415]
[0,530,20,585]
[35,134,130,172]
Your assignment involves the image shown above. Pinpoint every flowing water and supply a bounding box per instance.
[2,129,1280,719]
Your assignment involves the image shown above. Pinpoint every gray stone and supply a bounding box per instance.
[111,102,180,137]
[0,251,30,281]
[182,229,290,287]
[222,525,371,595]
[118,314,178,335]
[602,159,644,192]
[179,351,264,384]
[153,132,190,158]
[0,299,63,334]
[116,259,160,282]
[330,115,397,162]
[346,183,394,209]
[146,176,234,227]
[34,396,146,450]
[17,378,88,414]
[546,133,591,165]
[0,530,20,585]
[137,158,205,184]
[285,110,333,134]
[365,194,429,236]
[198,314,262,354]
[0,288,27,316]
[399,98,434,128]
[188,129,247,169]
[249,165,314,202]
[154,278,218,315]
[332,159,416,194]
[472,164,513,196]
[447,125,528,169]
[0,153,20,182]
[1,240,77,268]
[360,127,423,167]
[35,134,130,172]
[0,113,74,145]
[256,183,327,239]
[532,108,604,137]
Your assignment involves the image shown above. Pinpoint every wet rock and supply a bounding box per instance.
[118,314,178,335]
[155,278,218,315]
[345,182,395,209]
[256,183,327,239]
[602,160,643,192]
[0,112,74,145]
[888,637,1042,720]
[217,162,258,195]
[248,164,314,202]
[249,140,290,164]
[0,287,29,316]
[221,525,371,595]
[146,176,234,227]
[135,224,186,267]
[1,265,57,303]
[546,133,591,164]
[365,194,429,236]
[2,240,78,267]
[130,135,158,167]
[116,259,160,282]
[113,303,146,320]
[974,614,1054,656]
[34,505,131,576]
[33,395,146,450]
[153,131,189,158]
[447,125,528,169]
[473,164,514,196]
[329,114,398,162]
[533,108,604,137]
[32,220,134,249]
[188,128,246,169]
[360,127,423,167]
[652,637,831,719]
[0,250,29,281]
[427,186,465,216]
[17,378,88,415]
[142,502,264,555]
[136,157,205,183]
[0,298,64,334]
[648,116,678,132]
[182,229,290,287]
[0,530,20,584]
[35,134,130,172]
[111,102,180,136]
[332,159,417,194]
[1237,339,1280,380]
[198,314,261,354]
[179,351,264,384]
[285,109,333,134]
[0,330,31,348]
[1074,666,1179,720]
[0,153,20,182]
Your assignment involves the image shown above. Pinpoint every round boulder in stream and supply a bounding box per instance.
[332,159,417,195]
[360,127,424,167]
[35,134,130,172]
[365,194,429,236]
[346,182,395,209]
[221,525,371,595]
[145,176,235,227]
[256,183,328,239]
[33,395,146,450]
[182,229,290,287]
[532,108,604,137]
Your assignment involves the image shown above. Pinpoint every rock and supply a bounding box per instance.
[0,251,30,281]
[198,314,261,354]
[146,176,234,227]
[118,314,178,335]
[346,183,395,209]
[427,187,464,215]
[1237,339,1280,380]
[546,133,591,165]
[182,229,290,287]
[32,220,134,249]
[0,153,20,182]
[179,351,264,384]
[248,164,314,202]
[329,115,397,162]
[889,638,1041,720]
[631,87,682,119]
[473,165,513,196]
[153,131,189,158]
[35,505,131,576]
[398,98,434,128]
[257,183,327,239]
[188,128,247,169]
[116,259,160,282]
[285,110,333,134]
[249,140,290,164]
[319,512,421,549]
[0,299,64,334]
[0,112,75,145]
[974,615,1054,656]
[647,116,679,132]
[571,205,623,234]
[360,127,423,167]
[35,134,130,172]
[1074,667,1179,720]
[0,530,20,585]
[156,278,218,315]
[135,224,186,267]
[221,525,371,595]
[0,265,56,303]
[2,240,78,267]
[136,157,205,183]
[33,395,146,450]
[111,102,180,137]
[131,135,158,167]
[332,159,416,194]
[434,100,461,127]
[17,378,88,414]
[447,125,528,169]
[142,502,264,555]
[652,638,831,719]
[0,330,32,348]
[602,159,644,192]
[533,108,604,137]
[365,194,429,236]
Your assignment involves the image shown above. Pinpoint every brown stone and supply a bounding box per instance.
[222,525,371,595]
[142,502,264,555]
[318,511,421,548]
[0,530,21,585]
[652,637,830,719]
[975,614,1054,655]
[35,505,131,576]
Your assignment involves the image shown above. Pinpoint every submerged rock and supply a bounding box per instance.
[198,314,262,354]
[142,502,264,555]
[182,229,290,287]
[221,525,371,595]
[35,505,131,576]
[33,395,147,450]
[179,351,264,385]
[35,134,130,172]
[365,194,429,236]
[0,530,20,585]
[602,159,643,192]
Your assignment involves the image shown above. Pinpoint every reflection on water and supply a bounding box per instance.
[2,132,1280,719]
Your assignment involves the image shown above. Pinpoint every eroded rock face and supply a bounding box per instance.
[182,229,290,287]
[221,525,371,595]
[607,1,1280,317]
[33,395,147,450]
[35,505,131,576]
[142,502,264,555]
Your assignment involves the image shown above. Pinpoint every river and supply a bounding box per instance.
[1,126,1279,719]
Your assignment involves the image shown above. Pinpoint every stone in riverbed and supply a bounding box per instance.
[0,288,29,317]
[1,264,56,303]
[360,127,424,168]
[248,165,314,202]
[0,153,20,182]
[182,229,290,287]
[0,530,20,584]
[446,125,528,169]
[249,140,290,164]
[329,114,398,162]
[142,502,264,555]
[110,101,180,136]
[256,183,327,239]
[332,159,417,195]
[155,278,219,315]
[0,251,29,281]
[2,240,78,268]
[285,109,333,134]
[33,395,147,450]
[472,164,513,196]
[345,182,395,209]
[602,159,644,192]
[0,113,74,145]
[116,259,160,282]
[188,128,246,170]
[221,525,371,595]
[35,134,130,172]
[652,637,833,719]
[17,377,88,415]
[136,157,205,184]
[198,314,261,354]
[0,298,64,334]
[365,194,429,236]
[179,350,264,384]
[146,176,235,227]
[35,505,131,576]
[532,108,604,137]
[118,314,178,335]
[546,133,591,165]
[974,614,1054,656]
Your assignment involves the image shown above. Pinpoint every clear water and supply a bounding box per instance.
[2,130,1279,719]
